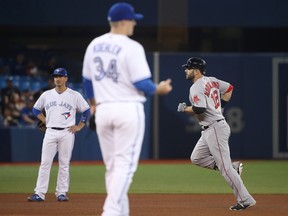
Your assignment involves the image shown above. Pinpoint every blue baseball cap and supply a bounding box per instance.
[107,2,144,22]
[52,68,68,77]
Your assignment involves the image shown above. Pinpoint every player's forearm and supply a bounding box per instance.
[90,104,96,114]
[184,106,194,114]
[221,85,233,102]
[24,116,35,124]
[88,98,96,107]
[87,98,96,116]
[221,91,232,102]
[37,113,46,124]
[77,121,86,130]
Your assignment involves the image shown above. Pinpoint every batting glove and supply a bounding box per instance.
[177,102,187,112]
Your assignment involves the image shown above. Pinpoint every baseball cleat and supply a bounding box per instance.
[232,161,243,176]
[57,194,69,201]
[229,202,256,211]
[27,194,44,202]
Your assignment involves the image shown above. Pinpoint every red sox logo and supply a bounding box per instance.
[193,95,200,105]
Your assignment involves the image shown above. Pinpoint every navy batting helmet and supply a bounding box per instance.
[182,57,206,74]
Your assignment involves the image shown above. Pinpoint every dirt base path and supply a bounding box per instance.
[0,194,287,216]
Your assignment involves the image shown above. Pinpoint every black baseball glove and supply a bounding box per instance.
[88,113,96,131]
[37,120,46,133]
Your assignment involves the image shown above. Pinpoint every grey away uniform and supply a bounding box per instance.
[178,57,256,211]
[190,76,256,207]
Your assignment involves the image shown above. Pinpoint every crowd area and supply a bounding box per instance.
[0,76,54,128]
[0,52,81,128]
[0,52,62,79]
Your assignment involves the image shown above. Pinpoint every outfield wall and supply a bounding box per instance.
[0,98,152,162]
[1,53,288,162]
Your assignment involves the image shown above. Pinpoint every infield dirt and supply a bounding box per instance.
[0,194,287,216]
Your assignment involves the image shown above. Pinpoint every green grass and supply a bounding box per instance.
[0,160,287,194]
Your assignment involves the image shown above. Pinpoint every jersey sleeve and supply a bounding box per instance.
[82,42,93,81]
[189,85,207,108]
[76,92,90,113]
[133,78,156,96]
[217,78,232,95]
[33,93,45,111]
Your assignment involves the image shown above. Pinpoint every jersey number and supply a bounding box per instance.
[93,57,119,83]
[211,90,220,109]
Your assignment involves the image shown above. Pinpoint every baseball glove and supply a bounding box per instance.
[88,114,96,131]
[37,120,46,133]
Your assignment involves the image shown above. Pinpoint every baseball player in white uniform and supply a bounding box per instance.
[177,57,256,211]
[27,68,90,202]
[82,2,172,216]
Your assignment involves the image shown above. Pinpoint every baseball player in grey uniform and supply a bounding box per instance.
[27,68,90,202]
[82,2,172,216]
[177,57,256,211]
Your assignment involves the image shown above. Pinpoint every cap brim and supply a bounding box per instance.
[51,74,66,77]
[134,13,144,20]
[182,64,189,68]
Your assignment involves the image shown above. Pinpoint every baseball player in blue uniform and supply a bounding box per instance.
[177,57,256,211]
[27,68,90,202]
[82,2,172,216]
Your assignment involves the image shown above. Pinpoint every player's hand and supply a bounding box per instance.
[37,120,46,133]
[177,102,187,112]
[156,78,173,95]
[68,125,81,134]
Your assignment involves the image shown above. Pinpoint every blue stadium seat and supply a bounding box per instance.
[0,76,6,89]
[31,81,41,91]
[19,76,31,82]
[19,80,31,91]
[12,77,20,88]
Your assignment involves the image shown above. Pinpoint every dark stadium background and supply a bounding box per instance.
[0,0,288,161]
